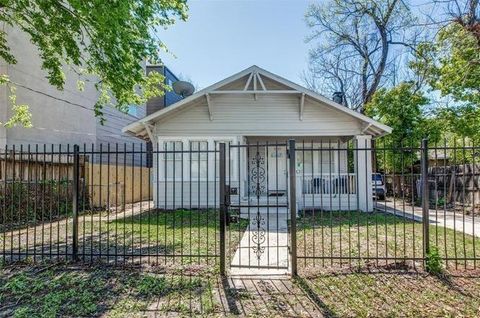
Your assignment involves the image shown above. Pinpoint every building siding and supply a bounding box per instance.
[1,27,97,147]
[153,94,363,136]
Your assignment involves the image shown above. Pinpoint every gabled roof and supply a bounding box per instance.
[123,65,392,139]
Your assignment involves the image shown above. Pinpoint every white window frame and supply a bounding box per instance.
[188,139,209,181]
[318,146,338,175]
[215,139,237,181]
[158,136,240,182]
[297,143,337,176]
[162,140,183,181]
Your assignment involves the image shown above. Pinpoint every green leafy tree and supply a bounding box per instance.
[0,0,188,125]
[411,21,480,143]
[412,23,480,105]
[365,82,438,172]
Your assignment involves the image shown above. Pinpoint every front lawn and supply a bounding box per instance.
[296,211,478,269]
[1,208,248,268]
[296,267,480,317]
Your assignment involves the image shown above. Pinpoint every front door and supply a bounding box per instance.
[267,146,287,195]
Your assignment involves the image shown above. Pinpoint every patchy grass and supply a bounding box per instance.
[109,209,248,263]
[296,211,478,269]
[2,263,480,317]
[0,266,113,317]
[0,263,219,317]
[1,208,248,268]
[297,267,480,317]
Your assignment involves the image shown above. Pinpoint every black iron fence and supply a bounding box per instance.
[0,143,223,266]
[295,138,480,271]
[0,139,479,273]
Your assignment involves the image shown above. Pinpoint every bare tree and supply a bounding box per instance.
[305,0,418,112]
[301,51,363,108]
[435,0,480,40]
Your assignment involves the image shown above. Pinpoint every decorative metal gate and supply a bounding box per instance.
[219,142,295,274]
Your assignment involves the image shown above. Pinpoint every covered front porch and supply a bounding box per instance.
[236,135,373,212]
[152,134,373,212]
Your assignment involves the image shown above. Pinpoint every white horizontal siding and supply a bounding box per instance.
[153,94,362,136]
[154,181,241,209]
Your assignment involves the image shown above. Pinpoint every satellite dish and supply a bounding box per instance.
[172,81,195,97]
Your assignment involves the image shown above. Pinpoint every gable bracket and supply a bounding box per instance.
[205,93,213,121]
[142,122,154,141]
[299,93,305,121]
[257,73,267,91]
[208,90,298,94]
[361,123,372,133]
[253,72,258,100]
[243,72,253,91]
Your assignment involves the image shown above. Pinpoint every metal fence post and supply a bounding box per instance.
[421,138,430,259]
[288,139,297,276]
[72,144,80,261]
[219,143,227,276]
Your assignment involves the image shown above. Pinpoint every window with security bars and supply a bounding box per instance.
[296,147,335,174]
[163,141,183,180]
[189,141,208,179]
[215,140,235,180]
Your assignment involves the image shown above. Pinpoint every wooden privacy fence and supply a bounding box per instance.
[0,152,152,210]
[429,164,480,206]
[84,162,152,209]
[0,152,77,181]
[384,164,480,207]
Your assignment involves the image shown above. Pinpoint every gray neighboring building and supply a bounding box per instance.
[0,27,145,150]
[0,27,181,158]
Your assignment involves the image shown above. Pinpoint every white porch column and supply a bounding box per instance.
[355,135,373,212]
[239,136,248,200]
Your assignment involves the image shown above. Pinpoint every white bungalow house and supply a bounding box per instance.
[122,66,391,212]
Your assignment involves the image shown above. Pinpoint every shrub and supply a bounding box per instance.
[425,246,443,274]
[0,180,74,228]
[437,196,445,206]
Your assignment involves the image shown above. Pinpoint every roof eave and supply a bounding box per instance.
[122,65,393,138]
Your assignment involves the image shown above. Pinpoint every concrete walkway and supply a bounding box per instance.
[230,210,290,277]
[375,199,480,238]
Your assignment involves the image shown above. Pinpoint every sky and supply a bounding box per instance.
[157,0,313,90]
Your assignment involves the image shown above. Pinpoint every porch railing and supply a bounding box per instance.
[297,173,356,195]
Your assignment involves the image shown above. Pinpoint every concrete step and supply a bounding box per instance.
[235,196,289,216]
[239,207,288,217]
